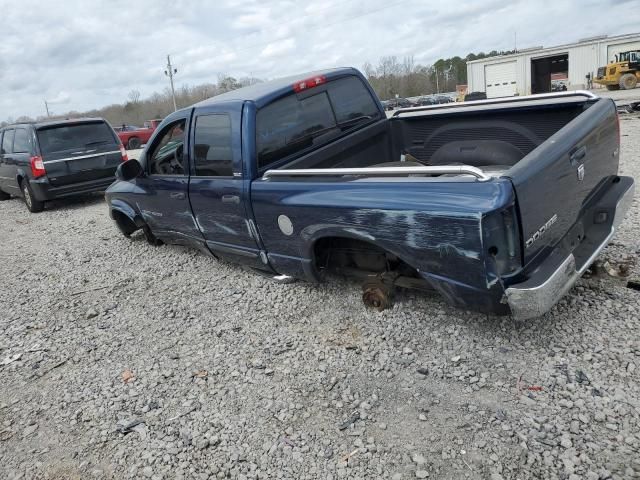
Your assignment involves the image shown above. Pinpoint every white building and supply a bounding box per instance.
[466,32,640,98]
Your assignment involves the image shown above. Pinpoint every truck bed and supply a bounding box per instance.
[277,92,594,176]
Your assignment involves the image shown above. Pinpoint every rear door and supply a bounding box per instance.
[35,120,121,186]
[506,98,619,265]
[188,106,263,266]
[7,127,33,188]
[0,129,15,192]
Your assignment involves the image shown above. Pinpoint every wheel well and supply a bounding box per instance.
[312,236,418,277]
[112,209,139,236]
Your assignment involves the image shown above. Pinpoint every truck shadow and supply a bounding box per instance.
[46,192,106,211]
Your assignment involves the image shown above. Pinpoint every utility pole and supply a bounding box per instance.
[164,54,178,112]
[44,100,50,117]
[435,67,439,93]
[514,31,517,53]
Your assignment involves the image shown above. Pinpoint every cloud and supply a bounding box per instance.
[260,38,296,58]
[47,92,71,104]
[1,0,638,120]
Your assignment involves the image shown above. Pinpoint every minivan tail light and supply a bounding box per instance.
[30,155,46,178]
[119,144,129,162]
[293,75,327,93]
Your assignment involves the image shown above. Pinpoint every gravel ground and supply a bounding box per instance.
[1,116,639,480]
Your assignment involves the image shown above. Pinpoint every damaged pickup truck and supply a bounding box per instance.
[105,67,634,319]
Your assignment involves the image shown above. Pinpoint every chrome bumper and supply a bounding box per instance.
[505,179,635,320]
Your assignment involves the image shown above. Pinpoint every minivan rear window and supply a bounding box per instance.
[256,75,380,169]
[37,122,116,155]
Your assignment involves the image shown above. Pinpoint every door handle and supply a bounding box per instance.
[569,145,587,165]
[221,194,240,204]
[170,192,186,200]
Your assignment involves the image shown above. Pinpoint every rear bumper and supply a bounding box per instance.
[505,176,635,319]
[29,176,116,201]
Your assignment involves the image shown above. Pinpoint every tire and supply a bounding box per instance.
[0,190,10,201]
[619,73,638,90]
[143,225,163,246]
[20,179,44,213]
[606,84,620,91]
[127,137,141,150]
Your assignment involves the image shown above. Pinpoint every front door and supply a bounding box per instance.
[136,114,202,245]
[188,106,263,267]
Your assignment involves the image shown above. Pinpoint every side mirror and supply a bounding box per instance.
[116,159,143,181]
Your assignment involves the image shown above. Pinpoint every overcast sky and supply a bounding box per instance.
[0,0,637,120]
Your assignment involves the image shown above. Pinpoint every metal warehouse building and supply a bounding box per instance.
[467,32,640,98]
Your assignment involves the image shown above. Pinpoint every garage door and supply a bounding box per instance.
[485,61,517,98]
[608,41,640,62]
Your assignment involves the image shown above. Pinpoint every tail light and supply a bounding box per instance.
[119,143,129,162]
[293,75,326,93]
[483,205,522,281]
[30,155,46,178]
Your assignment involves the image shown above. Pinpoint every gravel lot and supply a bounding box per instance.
[1,115,639,480]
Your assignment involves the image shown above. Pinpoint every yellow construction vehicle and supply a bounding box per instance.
[594,50,640,90]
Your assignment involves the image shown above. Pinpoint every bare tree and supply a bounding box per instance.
[128,89,141,104]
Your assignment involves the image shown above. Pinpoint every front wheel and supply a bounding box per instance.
[127,137,141,150]
[20,180,44,213]
[619,73,638,90]
[606,84,620,91]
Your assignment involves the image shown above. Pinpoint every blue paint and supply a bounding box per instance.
[105,68,632,317]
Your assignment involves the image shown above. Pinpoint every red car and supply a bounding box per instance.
[117,119,163,150]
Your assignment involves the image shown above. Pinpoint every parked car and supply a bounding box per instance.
[434,95,454,104]
[415,96,436,106]
[114,124,140,133]
[0,118,127,212]
[106,68,634,319]
[116,119,162,150]
[464,91,488,101]
[394,97,415,109]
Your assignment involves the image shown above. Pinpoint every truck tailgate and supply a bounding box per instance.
[505,98,619,266]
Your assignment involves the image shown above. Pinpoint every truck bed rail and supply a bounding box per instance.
[262,165,492,181]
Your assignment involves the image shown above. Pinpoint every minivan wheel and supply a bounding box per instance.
[127,137,141,150]
[20,180,44,213]
[0,190,10,201]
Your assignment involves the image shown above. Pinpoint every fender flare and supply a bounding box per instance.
[109,198,145,228]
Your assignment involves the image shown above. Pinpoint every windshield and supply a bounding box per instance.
[37,122,116,155]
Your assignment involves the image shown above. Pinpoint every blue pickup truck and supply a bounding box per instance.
[106,67,634,319]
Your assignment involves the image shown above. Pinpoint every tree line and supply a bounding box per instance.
[363,50,515,100]
[2,50,513,127]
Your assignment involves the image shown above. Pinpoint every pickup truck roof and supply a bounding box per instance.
[193,67,360,109]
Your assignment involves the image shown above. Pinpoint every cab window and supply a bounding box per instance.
[148,120,186,175]
[256,75,380,170]
[193,114,233,177]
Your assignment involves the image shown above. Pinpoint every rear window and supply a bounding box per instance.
[37,122,116,155]
[256,76,380,169]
